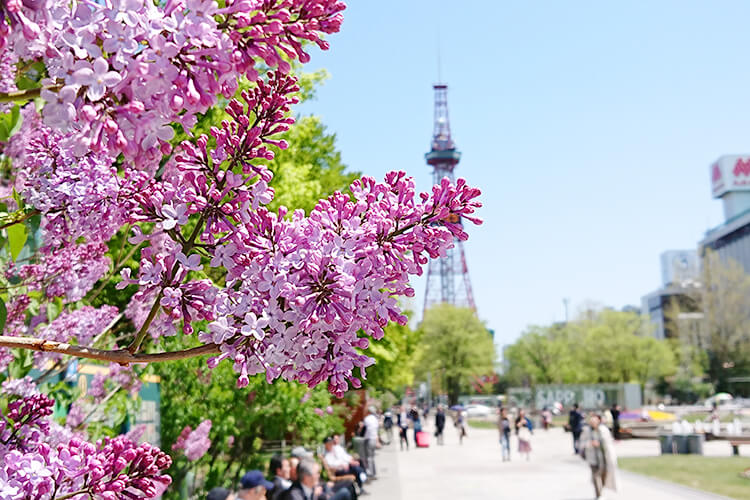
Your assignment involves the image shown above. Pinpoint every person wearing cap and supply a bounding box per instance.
[207,487,235,500]
[238,470,274,500]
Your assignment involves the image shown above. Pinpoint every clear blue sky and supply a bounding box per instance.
[297,1,750,347]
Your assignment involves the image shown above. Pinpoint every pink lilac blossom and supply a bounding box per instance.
[1,391,172,499]
[3,102,41,168]
[110,82,480,395]
[124,424,147,444]
[33,305,119,368]
[87,363,142,403]
[0,294,31,372]
[18,240,111,303]
[88,372,107,400]
[0,393,53,452]
[107,362,142,396]
[2,0,345,170]
[0,43,17,114]
[0,376,39,398]
[19,123,146,248]
[64,401,86,429]
[0,0,487,494]
[181,419,212,461]
[171,425,192,453]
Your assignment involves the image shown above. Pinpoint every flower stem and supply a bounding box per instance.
[0,87,49,103]
[0,335,220,364]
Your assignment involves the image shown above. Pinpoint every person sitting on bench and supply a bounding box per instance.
[323,436,366,491]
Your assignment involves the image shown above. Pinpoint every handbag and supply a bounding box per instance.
[518,426,531,442]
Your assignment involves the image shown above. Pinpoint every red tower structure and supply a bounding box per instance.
[423,84,476,316]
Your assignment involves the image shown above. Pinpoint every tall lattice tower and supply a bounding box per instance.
[423,84,476,316]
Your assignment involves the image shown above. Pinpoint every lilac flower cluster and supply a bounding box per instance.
[1,391,172,499]
[0,294,32,372]
[0,0,485,494]
[88,363,142,402]
[19,123,144,249]
[2,0,345,170]
[0,376,39,398]
[171,419,212,461]
[33,306,119,367]
[198,171,482,395]
[0,393,53,451]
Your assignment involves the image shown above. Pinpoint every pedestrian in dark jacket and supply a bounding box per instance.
[434,405,446,445]
[569,403,584,454]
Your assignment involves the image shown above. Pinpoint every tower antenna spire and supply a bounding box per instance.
[437,32,442,83]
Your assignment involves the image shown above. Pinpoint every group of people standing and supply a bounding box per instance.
[393,404,471,449]
[497,407,534,461]
[395,404,424,450]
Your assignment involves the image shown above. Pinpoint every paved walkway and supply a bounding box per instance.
[366,424,734,500]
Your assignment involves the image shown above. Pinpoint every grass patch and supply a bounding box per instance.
[619,455,750,500]
[552,415,568,426]
[468,420,497,429]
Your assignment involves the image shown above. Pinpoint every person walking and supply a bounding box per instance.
[580,413,618,499]
[434,405,446,445]
[515,409,533,461]
[456,410,468,444]
[569,403,584,454]
[498,407,512,462]
[541,407,552,430]
[382,409,394,444]
[363,406,379,478]
[397,405,409,451]
[408,406,422,448]
[610,404,621,440]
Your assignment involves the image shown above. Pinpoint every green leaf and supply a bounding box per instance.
[7,222,27,261]
[11,187,23,211]
[0,105,20,142]
[8,348,33,379]
[0,298,6,334]
[47,296,63,323]
[16,61,46,91]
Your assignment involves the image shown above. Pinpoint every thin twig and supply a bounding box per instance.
[0,336,220,364]
[80,386,120,426]
[0,87,52,103]
[0,209,41,230]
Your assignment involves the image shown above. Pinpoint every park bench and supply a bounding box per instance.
[728,436,750,456]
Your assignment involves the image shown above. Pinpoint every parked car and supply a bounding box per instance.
[704,393,734,408]
[465,404,492,418]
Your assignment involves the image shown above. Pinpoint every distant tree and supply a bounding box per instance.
[416,305,495,405]
[667,252,750,393]
[504,309,676,388]
[359,313,422,393]
[503,324,575,386]
[267,115,359,214]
